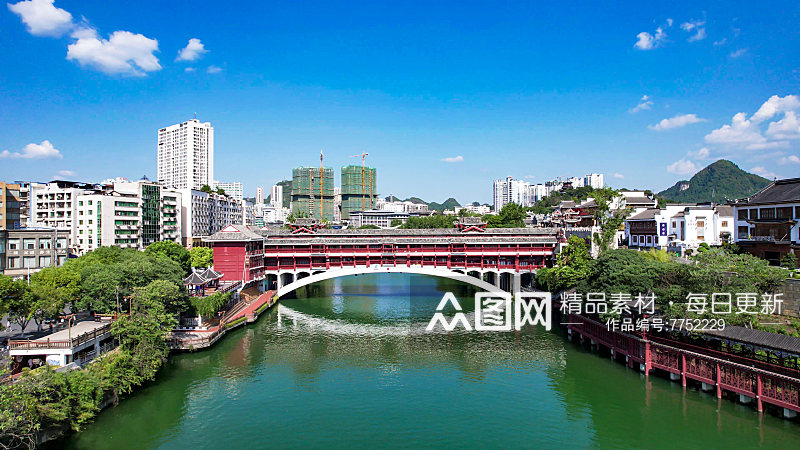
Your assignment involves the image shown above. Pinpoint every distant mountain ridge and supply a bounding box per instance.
[384,196,462,212]
[658,160,770,203]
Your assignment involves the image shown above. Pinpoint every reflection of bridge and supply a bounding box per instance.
[203,224,562,295]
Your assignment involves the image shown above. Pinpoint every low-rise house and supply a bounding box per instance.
[732,177,800,266]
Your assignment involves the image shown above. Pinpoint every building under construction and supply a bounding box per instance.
[341,164,377,219]
[291,167,335,222]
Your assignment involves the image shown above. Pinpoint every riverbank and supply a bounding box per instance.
[563,312,800,421]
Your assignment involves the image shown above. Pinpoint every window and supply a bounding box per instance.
[672,221,676,228]
[7,257,19,268]
[777,207,792,219]
[697,235,705,242]
[23,256,36,268]
[697,220,705,228]
[88,200,92,205]
[39,238,51,249]
[38,256,51,267]
[721,221,728,227]
[79,220,83,225]
[761,208,776,219]
[57,255,67,266]
[57,238,67,249]
[23,239,35,249]
[7,239,19,250]
[738,226,749,239]
[79,201,83,206]
[749,209,758,220]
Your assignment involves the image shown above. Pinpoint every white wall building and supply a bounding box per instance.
[626,204,734,254]
[270,184,284,208]
[213,181,243,202]
[179,188,242,246]
[349,210,410,228]
[157,119,214,190]
[256,187,265,205]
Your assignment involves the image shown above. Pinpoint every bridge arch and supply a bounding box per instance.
[275,266,506,299]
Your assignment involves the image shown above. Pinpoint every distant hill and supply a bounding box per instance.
[383,196,462,212]
[266,180,292,208]
[658,160,770,203]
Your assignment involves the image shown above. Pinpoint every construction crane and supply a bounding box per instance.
[350,152,369,211]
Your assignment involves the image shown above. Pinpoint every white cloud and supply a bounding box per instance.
[705,112,766,148]
[613,173,624,179]
[0,140,62,159]
[689,147,711,159]
[730,48,747,58]
[713,38,727,46]
[666,18,673,27]
[206,65,222,74]
[629,95,653,113]
[667,158,697,175]
[184,67,195,72]
[7,0,73,37]
[681,20,706,42]
[56,169,75,177]
[752,95,800,123]
[441,155,464,163]
[176,38,207,62]
[750,166,781,179]
[648,113,707,131]
[634,27,667,50]
[779,155,800,165]
[67,28,161,76]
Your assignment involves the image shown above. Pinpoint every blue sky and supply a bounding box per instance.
[1,1,799,204]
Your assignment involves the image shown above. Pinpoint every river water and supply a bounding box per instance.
[57,274,800,449]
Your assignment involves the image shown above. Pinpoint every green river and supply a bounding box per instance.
[54,274,800,448]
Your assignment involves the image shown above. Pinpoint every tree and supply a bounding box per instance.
[145,241,191,274]
[485,203,526,228]
[781,251,798,269]
[591,188,631,253]
[536,235,594,292]
[200,184,213,194]
[0,274,25,322]
[134,279,189,315]
[28,266,80,331]
[190,292,230,318]
[189,246,213,269]
[215,188,225,195]
[390,219,402,227]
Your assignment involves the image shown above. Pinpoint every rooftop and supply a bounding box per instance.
[737,177,800,205]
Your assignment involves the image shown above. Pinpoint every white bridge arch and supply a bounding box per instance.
[273,266,526,299]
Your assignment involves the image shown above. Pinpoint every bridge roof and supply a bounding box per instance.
[203,226,560,244]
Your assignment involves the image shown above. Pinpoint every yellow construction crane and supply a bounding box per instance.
[350,152,369,211]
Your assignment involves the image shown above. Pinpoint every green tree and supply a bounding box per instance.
[781,251,798,269]
[390,218,402,227]
[200,184,213,194]
[28,266,81,330]
[135,279,189,315]
[215,188,225,195]
[536,235,594,292]
[0,274,25,322]
[145,241,191,273]
[189,246,214,269]
[485,203,526,228]
[591,188,630,253]
[190,292,230,318]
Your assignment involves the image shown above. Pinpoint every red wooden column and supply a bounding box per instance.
[716,363,722,398]
[644,341,651,376]
[756,374,763,412]
[681,354,687,387]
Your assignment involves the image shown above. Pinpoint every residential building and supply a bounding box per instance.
[30,180,94,249]
[270,184,283,208]
[333,186,342,222]
[349,210,410,228]
[213,181,243,201]
[455,204,492,215]
[180,188,243,247]
[583,173,604,189]
[290,166,335,222]
[112,180,182,248]
[341,165,378,219]
[732,177,800,266]
[157,118,214,190]
[256,187,265,205]
[376,199,430,214]
[1,228,70,278]
[0,181,22,230]
[626,204,734,254]
[493,177,531,210]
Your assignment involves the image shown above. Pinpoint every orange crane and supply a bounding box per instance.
[320,150,324,221]
[349,152,369,210]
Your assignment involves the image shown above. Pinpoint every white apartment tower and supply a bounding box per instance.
[157,119,214,190]
[256,187,265,205]
[270,184,284,208]
[212,181,243,202]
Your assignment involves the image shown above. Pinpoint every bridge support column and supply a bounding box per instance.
[493,273,501,289]
[512,273,521,294]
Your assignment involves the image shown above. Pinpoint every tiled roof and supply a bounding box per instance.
[203,224,264,241]
[625,196,657,205]
[738,178,800,205]
[705,325,800,355]
[628,208,660,220]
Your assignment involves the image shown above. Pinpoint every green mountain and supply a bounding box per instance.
[658,159,770,203]
[383,196,461,211]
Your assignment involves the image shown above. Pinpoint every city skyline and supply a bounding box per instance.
[1,1,799,204]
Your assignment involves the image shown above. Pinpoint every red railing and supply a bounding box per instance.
[9,322,113,350]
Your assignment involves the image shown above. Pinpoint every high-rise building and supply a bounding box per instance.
[0,182,22,230]
[157,118,214,190]
[290,167,335,222]
[256,187,265,205]
[340,165,377,219]
[493,177,531,210]
[270,184,283,208]
[179,188,242,246]
[212,181,243,201]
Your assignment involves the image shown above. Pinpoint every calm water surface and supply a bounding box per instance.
[56,274,800,449]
